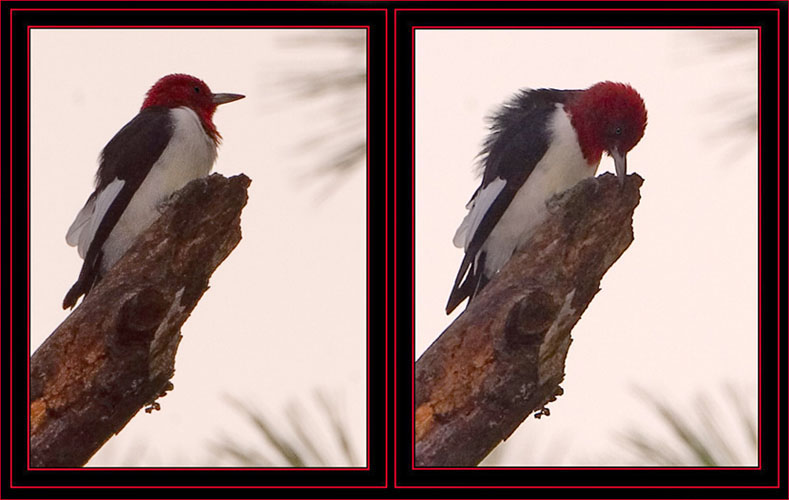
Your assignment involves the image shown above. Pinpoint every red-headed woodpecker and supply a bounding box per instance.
[63,74,244,309]
[446,81,647,314]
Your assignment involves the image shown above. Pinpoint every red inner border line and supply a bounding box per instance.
[405,22,770,482]
[18,19,384,483]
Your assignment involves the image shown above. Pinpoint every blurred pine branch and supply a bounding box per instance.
[212,390,360,467]
[276,30,366,198]
[619,384,757,466]
[689,31,757,158]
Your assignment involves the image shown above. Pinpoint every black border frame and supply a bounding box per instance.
[395,3,784,496]
[3,2,388,495]
[0,0,785,498]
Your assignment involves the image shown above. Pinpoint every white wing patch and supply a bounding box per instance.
[452,176,506,250]
[66,178,125,259]
[65,195,95,247]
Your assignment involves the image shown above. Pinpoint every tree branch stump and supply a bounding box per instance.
[415,173,643,467]
[30,173,251,468]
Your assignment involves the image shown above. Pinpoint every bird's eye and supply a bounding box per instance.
[615,127,623,135]
[194,86,200,94]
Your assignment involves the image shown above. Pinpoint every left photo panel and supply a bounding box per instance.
[30,28,366,467]
[11,10,385,482]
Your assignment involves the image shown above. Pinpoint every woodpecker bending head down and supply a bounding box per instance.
[566,81,648,184]
[63,73,245,309]
[446,81,647,314]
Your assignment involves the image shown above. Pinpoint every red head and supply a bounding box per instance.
[566,81,647,183]
[141,73,244,140]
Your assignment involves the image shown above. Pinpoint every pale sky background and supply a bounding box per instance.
[415,30,759,466]
[30,29,367,466]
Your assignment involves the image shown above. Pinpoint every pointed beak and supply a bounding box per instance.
[611,147,627,187]
[212,93,245,105]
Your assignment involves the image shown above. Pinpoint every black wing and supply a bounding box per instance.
[446,89,578,314]
[63,107,173,309]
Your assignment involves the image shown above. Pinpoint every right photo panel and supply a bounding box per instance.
[413,28,759,469]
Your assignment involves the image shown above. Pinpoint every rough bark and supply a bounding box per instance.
[415,173,643,467]
[30,173,251,468]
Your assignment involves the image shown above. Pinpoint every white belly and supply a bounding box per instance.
[480,105,598,276]
[101,106,217,273]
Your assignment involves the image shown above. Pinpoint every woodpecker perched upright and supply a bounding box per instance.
[63,74,245,309]
[446,81,647,314]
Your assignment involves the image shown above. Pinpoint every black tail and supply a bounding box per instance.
[445,252,488,314]
[62,252,102,309]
